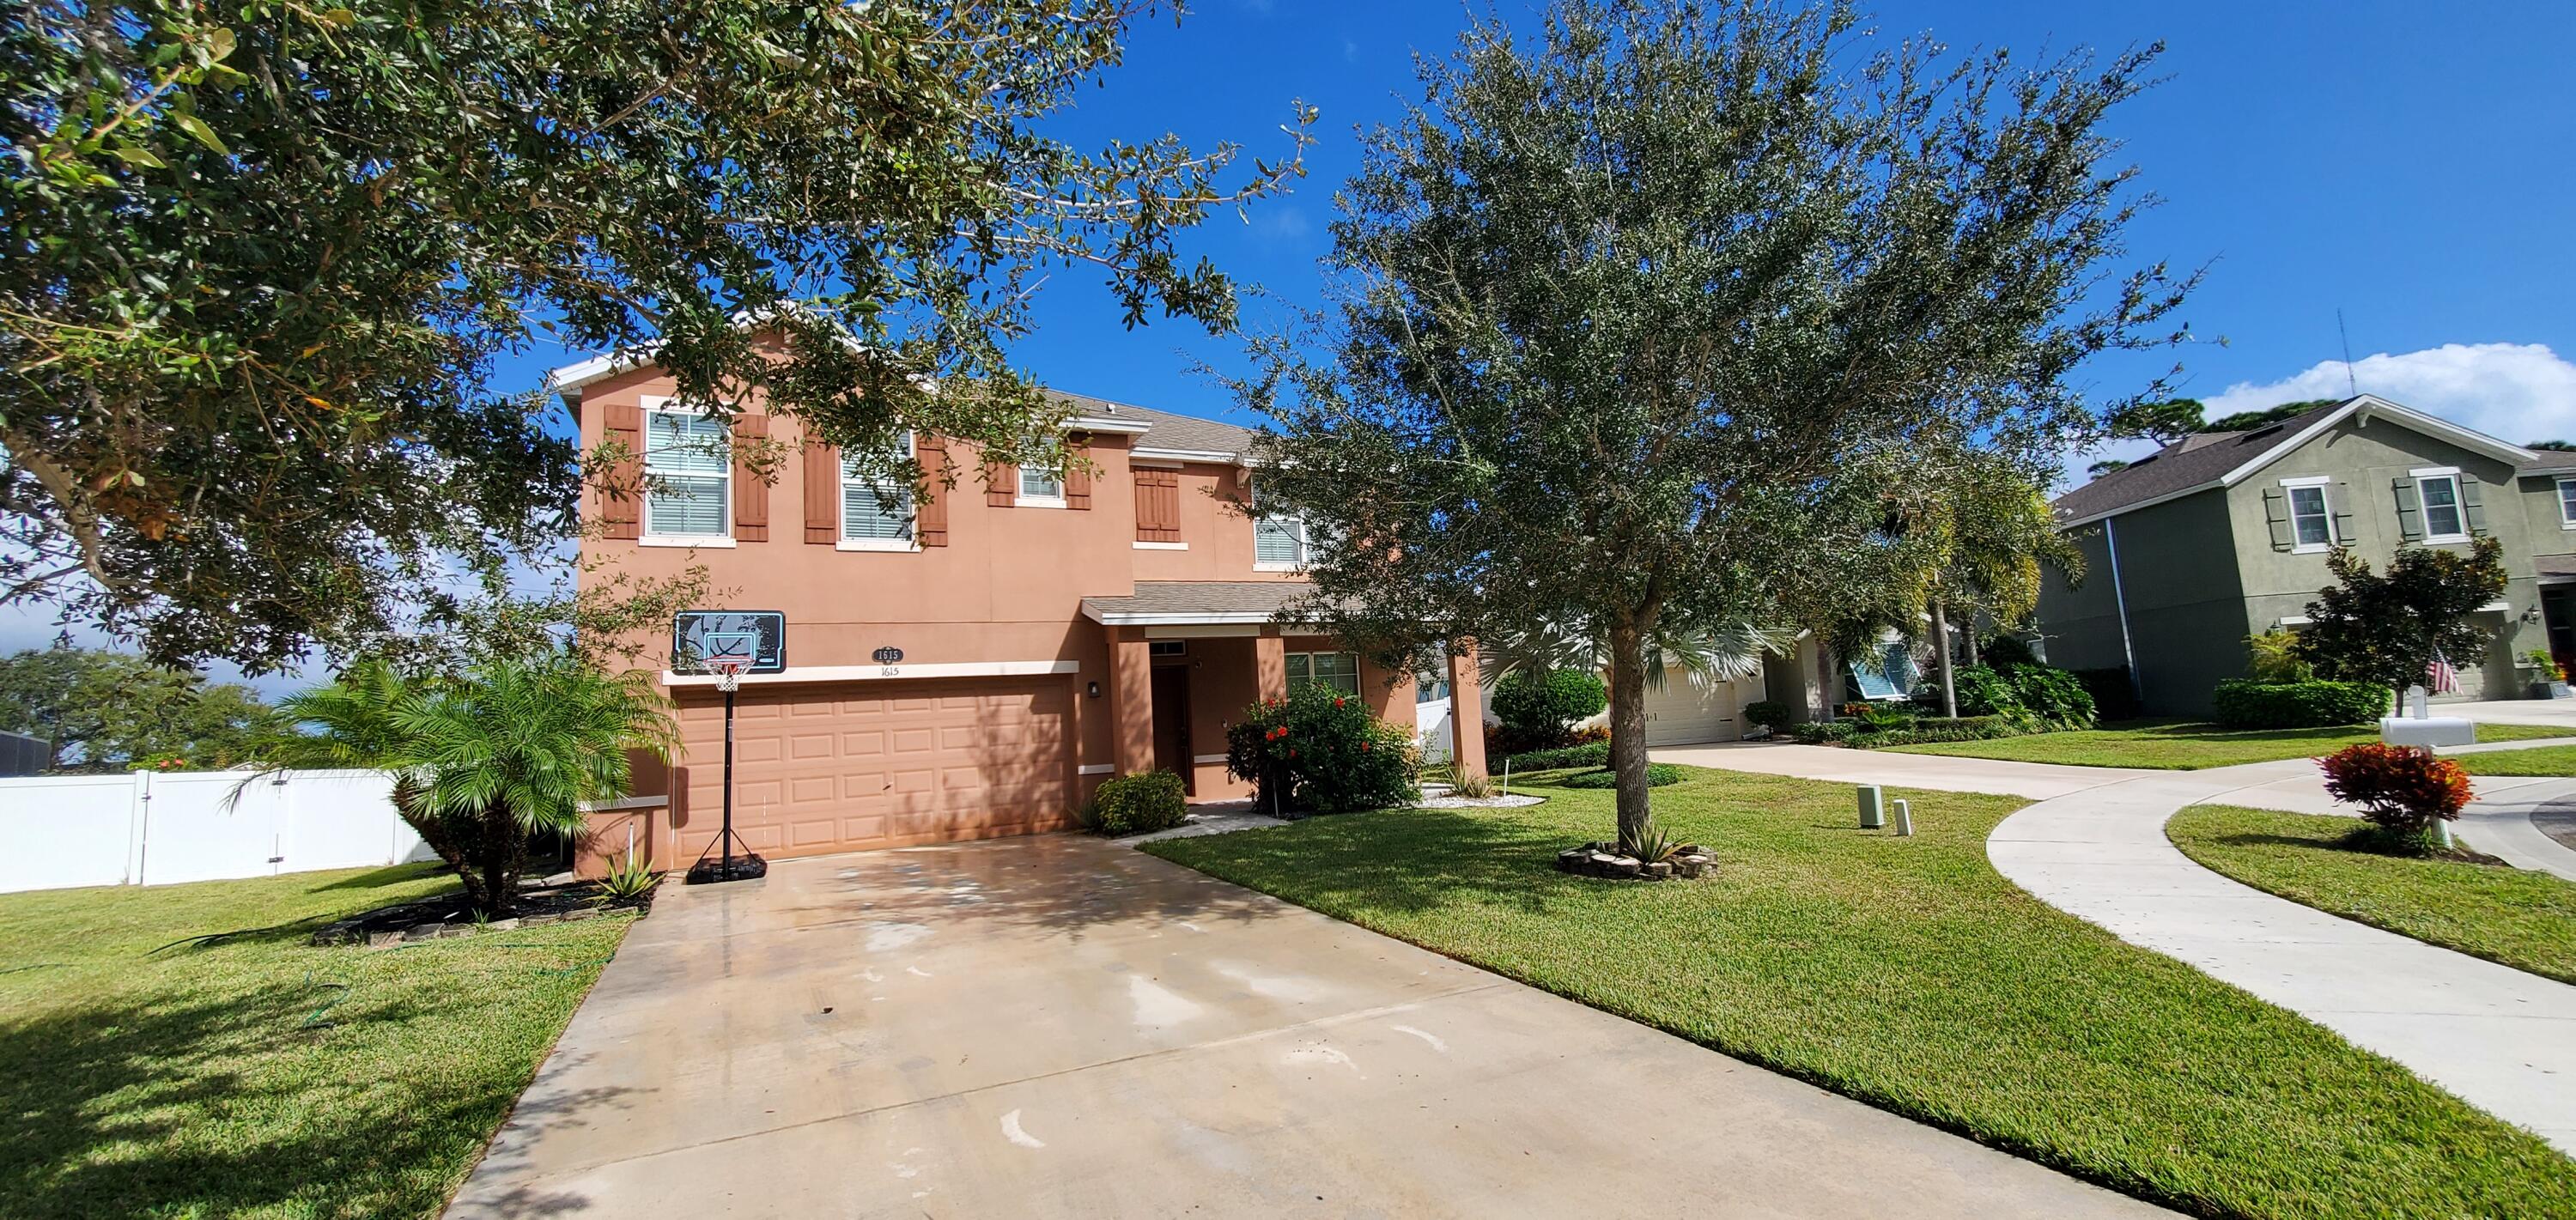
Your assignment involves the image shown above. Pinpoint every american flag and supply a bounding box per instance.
[2426,652,2461,695]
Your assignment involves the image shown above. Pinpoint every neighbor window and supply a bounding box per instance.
[2287,484,2331,549]
[643,407,730,538]
[1018,464,1065,505]
[1251,477,1311,568]
[841,434,914,548]
[2418,473,2467,540]
[2557,477,2576,528]
[1285,652,1360,695]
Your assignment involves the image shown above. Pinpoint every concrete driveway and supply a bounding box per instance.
[447,835,2163,1218]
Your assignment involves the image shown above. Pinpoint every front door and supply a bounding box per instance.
[1151,665,1194,795]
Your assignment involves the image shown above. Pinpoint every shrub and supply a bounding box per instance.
[1790,720,1862,744]
[596,851,660,903]
[1557,763,1683,788]
[1981,634,2041,668]
[2006,665,2097,728]
[1088,770,1189,835]
[1226,685,1419,814]
[2245,629,2313,683]
[1744,699,1790,731]
[1491,668,1609,750]
[1501,740,1611,771]
[2072,668,2139,722]
[1850,701,1917,731]
[1946,665,2026,719]
[2212,678,2388,729]
[2319,744,2471,848]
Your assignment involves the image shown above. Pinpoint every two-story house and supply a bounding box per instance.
[551,353,1492,872]
[2036,394,2572,716]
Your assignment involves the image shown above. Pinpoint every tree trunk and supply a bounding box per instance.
[1965,627,1979,667]
[1932,600,1958,719]
[478,800,526,918]
[1606,617,1653,850]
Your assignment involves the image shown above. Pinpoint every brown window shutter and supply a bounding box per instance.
[804,440,841,543]
[600,404,643,540]
[985,458,1016,507]
[915,433,949,547]
[1065,436,1092,510]
[1134,468,1181,542]
[731,414,770,542]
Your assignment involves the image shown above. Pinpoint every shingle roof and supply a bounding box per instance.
[2055,400,2353,523]
[1048,391,1257,458]
[1081,581,1313,623]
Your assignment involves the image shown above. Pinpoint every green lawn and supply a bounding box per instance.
[2453,744,2576,777]
[0,865,632,1219]
[2170,804,2576,986]
[1143,768,2576,1219]
[1885,718,2576,769]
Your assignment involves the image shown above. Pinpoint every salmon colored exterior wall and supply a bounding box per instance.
[566,362,1420,872]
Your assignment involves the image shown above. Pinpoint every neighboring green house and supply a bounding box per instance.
[2036,394,2575,716]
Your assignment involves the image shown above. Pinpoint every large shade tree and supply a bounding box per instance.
[4,0,1310,671]
[1235,0,2192,847]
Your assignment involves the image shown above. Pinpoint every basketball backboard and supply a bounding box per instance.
[672,610,787,675]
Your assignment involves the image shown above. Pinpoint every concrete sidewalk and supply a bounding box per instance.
[447,836,2166,1218]
[1988,762,2576,1155]
[1649,741,2156,799]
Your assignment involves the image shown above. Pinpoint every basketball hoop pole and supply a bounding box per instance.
[720,666,739,879]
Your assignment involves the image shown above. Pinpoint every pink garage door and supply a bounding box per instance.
[671,677,1076,861]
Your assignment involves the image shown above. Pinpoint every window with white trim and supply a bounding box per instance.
[643,407,730,538]
[2418,473,2467,541]
[2287,484,2331,549]
[1285,651,1359,695]
[1251,476,1311,568]
[841,434,914,547]
[1018,464,1065,506]
[2556,476,2576,529]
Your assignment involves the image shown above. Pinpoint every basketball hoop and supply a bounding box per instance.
[682,624,767,885]
[711,658,746,693]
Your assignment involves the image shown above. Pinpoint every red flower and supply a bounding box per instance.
[1334,697,1346,708]
[1286,749,1297,758]
[1359,741,1370,751]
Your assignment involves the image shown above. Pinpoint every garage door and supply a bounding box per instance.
[671,677,1075,861]
[1642,670,1754,747]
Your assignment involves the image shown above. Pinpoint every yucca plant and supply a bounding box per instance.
[261,648,677,916]
[1619,816,1679,865]
[596,851,662,903]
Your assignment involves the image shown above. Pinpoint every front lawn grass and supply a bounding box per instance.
[2452,744,2576,777]
[1884,717,2576,769]
[1143,768,2576,1219]
[0,865,633,1219]
[2170,804,2576,985]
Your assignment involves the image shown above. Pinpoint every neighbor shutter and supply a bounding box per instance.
[985,457,1016,507]
[2392,477,2423,543]
[1134,468,1181,542]
[1065,435,1092,509]
[914,433,949,547]
[2261,489,2293,551]
[730,414,770,542]
[600,404,642,540]
[804,440,841,543]
[2330,480,2356,544]
[2462,478,2488,536]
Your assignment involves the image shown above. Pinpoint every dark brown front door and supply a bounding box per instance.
[1151,665,1194,795]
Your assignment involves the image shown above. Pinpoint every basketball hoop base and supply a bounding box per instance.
[685,852,768,884]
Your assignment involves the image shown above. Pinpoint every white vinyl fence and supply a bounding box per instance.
[0,768,434,895]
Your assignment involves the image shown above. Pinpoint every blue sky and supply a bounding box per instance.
[15,1,2576,689]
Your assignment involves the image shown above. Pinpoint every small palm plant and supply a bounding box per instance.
[264,648,677,916]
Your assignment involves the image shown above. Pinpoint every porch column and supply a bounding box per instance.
[1255,628,1287,702]
[1448,639,1488,782]
[1108,625,1155,775]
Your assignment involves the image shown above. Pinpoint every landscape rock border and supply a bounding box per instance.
[1555,841,1716,881]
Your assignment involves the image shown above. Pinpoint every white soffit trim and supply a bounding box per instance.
[1085,610,1287,626]
[664,659,1078,687]
[1065,415,1152,435]
[2221,396,2536,488]
[1145,623,1261,639]
[1130,446,1240,464]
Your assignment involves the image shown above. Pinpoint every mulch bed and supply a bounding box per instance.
[311,876,660,947]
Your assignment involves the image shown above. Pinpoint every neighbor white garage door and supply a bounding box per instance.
[1642,670,1757,747]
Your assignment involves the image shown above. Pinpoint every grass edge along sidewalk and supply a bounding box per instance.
[1144,768,2576,1220]
[1883,718,2576,770]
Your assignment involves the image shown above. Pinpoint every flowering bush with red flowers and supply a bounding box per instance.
[2318,743,2472,848]
[1225,683,1419,815]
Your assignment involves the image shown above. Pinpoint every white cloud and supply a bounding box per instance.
[2202,342,2576,446]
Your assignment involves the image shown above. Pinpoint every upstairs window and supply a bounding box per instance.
[1018,463,1065,507]
[2418,473,2467,541]
[1251,476,1311,568]
[2556,476,2576,528]
[643,408,730,538]
[841,434,914,548]
[2287,484,2331,549]
[1285,651,1359,695]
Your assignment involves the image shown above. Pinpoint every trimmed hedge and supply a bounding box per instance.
[1556,763,1683,788]
[1795,714,2020,749]
[1087,770,1188,836]
[1500,740,1611,772]
[1492,667,1608,743]
[2212,678,2388,730]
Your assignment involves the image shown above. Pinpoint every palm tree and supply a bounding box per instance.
[263,649,677,915]
[1485,617,1790,691]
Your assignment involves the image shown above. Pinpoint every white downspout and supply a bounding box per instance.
[2105,516,2142,705]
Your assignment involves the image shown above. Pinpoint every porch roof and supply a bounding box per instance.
[2537,554,2576,584]
[1080,581,1313,626]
